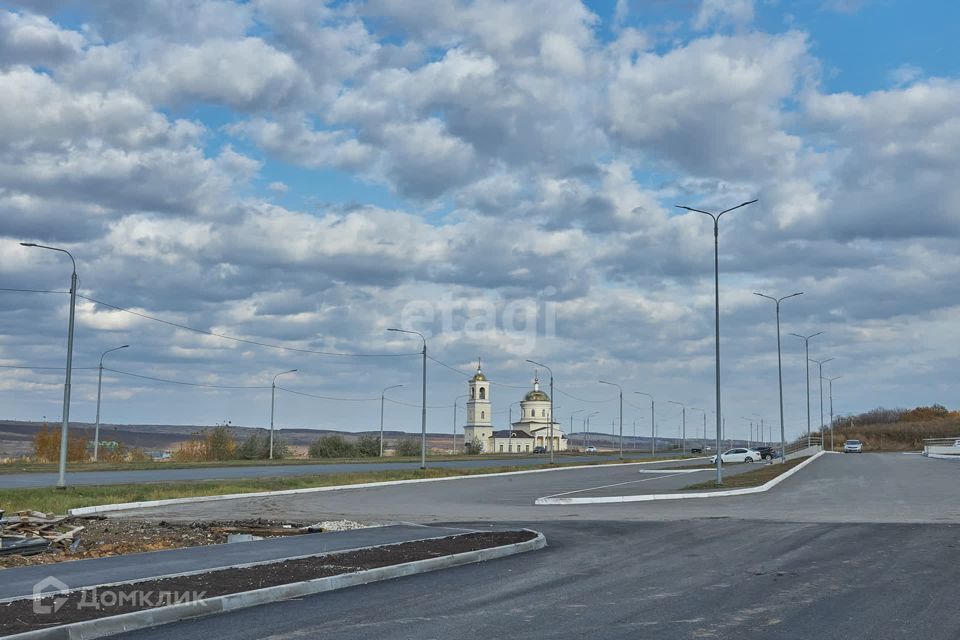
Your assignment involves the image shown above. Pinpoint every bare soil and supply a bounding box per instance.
[0,530,536,636]
[0,518,311,569]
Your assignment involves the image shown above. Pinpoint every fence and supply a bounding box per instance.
[922,437,960,456]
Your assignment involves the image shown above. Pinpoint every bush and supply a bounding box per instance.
[464,437,483,455]
[394,437,421,457]
[33,423,89,462]
[308,435,357,458]
[173,425,238,462]
[356,435,381,457]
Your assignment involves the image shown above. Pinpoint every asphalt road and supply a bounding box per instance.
[57,453,960,639]
[120,518,960,640]
[0,452,662,488]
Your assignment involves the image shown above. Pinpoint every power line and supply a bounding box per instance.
[0,287,69,294]
[78,295,419,358]
[0,365,97,370]
[426,355,528,389]
[103,367,270,390]
[555,387,616,403]
[274,386,380,403]
[383,396,457,410]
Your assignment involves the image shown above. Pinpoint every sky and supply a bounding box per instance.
[1,0,958,444]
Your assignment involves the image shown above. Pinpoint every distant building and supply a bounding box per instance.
[462,362,567,454]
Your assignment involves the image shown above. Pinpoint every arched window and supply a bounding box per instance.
[530,409,535,417]
[541,409,546,417]
[470,388,475,399]
[481,411,485,419]
[479,387,486,400]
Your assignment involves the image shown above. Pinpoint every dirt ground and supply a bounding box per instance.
[0,517,332,569]
[1,530,536,636]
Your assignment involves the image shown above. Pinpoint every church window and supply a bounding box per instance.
[479,387,486,400]
[481,411,485,419]
[471,388,475,399]
[541,409,546,417]
[530,409,535,417]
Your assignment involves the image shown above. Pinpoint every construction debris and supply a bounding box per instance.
[0,510,84,556]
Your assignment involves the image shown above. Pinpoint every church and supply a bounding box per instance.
[461,362,569,454]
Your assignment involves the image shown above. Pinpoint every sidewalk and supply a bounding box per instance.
[0,524,477,602]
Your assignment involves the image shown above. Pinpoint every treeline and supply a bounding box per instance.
[827,404,960,451]
[32,424,149,462]
[306,434,421,458]
[174,426,289,461]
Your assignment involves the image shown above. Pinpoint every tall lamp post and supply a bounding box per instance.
[21,242,77,489]
[635,392,655,456]
[667,400,687,454]
[570,409,585,448]
[380,384,403,456]
[389,328,428,469]
[526,359,555,464]
[823,375,842,451]
[453,394,468,453]
[599,380,623,459]
[270,369,298,459]
[584,411,600,449]
[741,417,753,448]
[790,331,823,447]
[810,357,834,446]
[752,414,765,445]
[677,199,757,484]
[94,344,129,462]
[754,291,803,463]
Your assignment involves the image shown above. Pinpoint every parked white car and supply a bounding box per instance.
[709,448,762,464]
[843,439,863,453]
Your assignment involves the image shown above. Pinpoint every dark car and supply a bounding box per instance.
[532,446,547,454]
[753,446,776,460]
[690,447,703,454]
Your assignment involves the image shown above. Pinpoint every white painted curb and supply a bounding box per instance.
[4,530,547,640]
[68,458,695,516]
[535,450,829,505]
[924,453,960,461]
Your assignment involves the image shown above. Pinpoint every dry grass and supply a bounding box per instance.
[681,456,809,490]
[827,417,960,451]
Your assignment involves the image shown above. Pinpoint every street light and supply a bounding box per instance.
[790,331,823,447]
[754,291,804,463]
[380,384,403,457]
[270,369,298,459]
[676,199,757,485]
[635,392,655,456]
[823,375,842,451]
[585,411,600,449]
[667,400,687,454]
[570,409,585,447]
[94,344,129,462]
[741,417,753,448]
[810,357,834,446]
[526,359,555,464]
[599,380,623,459]
[453,394,469,453]
[752,413,765,445]
[389,328,428,469]
[21,242,77,489]
[691,407,706,450]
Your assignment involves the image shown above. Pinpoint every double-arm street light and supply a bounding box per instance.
[94,344,129,462]
[389,328,428,469]
[634,392,655,456]
[667,400,687,454]
[21,242,77,489]
[599,380,624,459]
[823,375,842,451]
[380,384,403,456]
[790,331,823,447]
[754,291,803,464]
[677,199,757,484]
[584,411,600,448]
[270,369,298,459]
[526,359,555,463]
[810,356,834,445]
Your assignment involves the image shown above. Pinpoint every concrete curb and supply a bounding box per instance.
[924,453,960,461]
[535,450,829,505]
[68,458,699,517]
[4,530,547,640]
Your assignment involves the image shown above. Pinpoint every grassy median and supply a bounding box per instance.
[681,456,810,491]
[0,457,687,514]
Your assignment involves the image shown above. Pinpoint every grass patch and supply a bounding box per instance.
[681,456,810,491]
[0,456,686,514]
[0,451,664,474]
